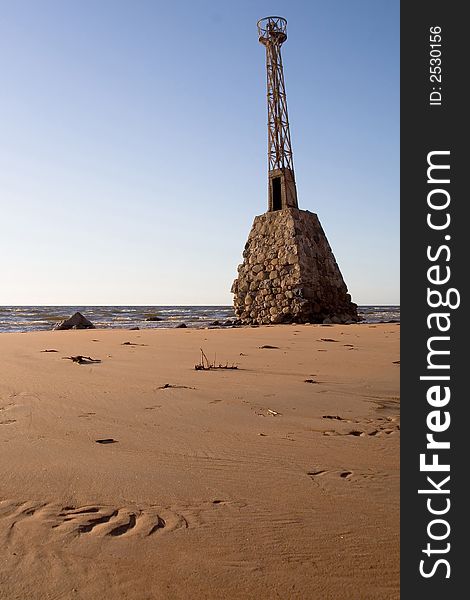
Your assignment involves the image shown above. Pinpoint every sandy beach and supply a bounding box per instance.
[0,323,399,599]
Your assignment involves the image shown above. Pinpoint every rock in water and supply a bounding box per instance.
[53,312,95,330]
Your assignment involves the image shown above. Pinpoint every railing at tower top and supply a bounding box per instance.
[257,16,288,45]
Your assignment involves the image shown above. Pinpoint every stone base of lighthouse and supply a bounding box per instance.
[231,208,358,325]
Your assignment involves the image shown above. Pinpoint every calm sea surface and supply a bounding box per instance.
[0,306,399,333]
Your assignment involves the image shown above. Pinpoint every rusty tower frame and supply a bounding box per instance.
[257,16,298,212]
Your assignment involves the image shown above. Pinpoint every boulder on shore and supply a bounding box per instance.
[53,312,95,330]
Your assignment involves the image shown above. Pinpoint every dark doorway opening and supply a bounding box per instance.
[272,177,282,210]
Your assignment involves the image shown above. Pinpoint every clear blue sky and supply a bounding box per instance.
[0,0,399,306]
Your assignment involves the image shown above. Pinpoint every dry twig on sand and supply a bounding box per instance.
[194,348,238,371]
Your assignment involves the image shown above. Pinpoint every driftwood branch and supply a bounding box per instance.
[195,348,238,371]
[62,355,101,365]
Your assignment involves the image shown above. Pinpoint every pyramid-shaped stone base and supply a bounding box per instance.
[231,208,358,324]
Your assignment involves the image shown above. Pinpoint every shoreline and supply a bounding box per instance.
[0,319,400,335]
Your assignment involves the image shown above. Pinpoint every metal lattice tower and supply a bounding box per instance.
[258,16,298,211]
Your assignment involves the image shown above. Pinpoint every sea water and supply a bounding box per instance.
[0,305,400,333]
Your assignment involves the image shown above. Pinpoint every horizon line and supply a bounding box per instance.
[0,303,401,307]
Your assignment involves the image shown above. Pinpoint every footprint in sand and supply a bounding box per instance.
[307,469,393,497]
[307,469,353,481]
[306,469,358,496]
[323,426,399,437]
[0,393,40,423]
[320,413,400,437]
